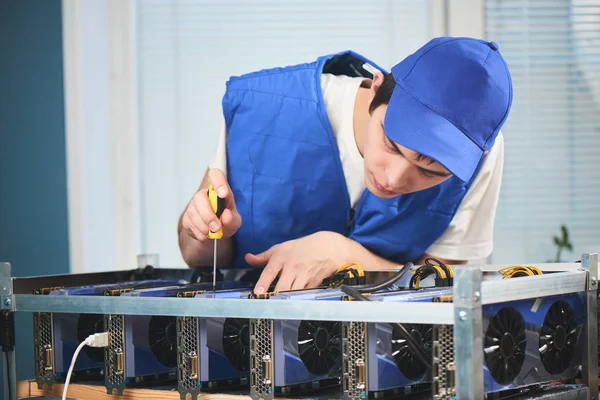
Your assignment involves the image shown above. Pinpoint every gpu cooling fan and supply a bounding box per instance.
[77,313,106,364]
[148,315,178,369]
[538,300,578,375]
[297,320,342,377]
[484,307,527,385]
[391,324,433,381]
[222,317,251,373]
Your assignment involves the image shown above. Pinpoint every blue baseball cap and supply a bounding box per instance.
[384,37,513,182]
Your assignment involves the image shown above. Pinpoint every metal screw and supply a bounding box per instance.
[4,298,10,306]
[459,311,468,321]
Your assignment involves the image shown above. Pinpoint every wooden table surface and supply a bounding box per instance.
[16,380,347,400]
[17,380,251,400]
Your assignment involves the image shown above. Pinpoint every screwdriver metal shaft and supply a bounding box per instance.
[207,184,225,292]
[213,239,217,292]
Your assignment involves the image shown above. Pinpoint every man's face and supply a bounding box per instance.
[363,104,453,198]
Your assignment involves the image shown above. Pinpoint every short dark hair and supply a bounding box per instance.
[368,73,396,114]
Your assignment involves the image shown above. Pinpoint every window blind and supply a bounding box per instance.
[485,0,600,263]
[135,0,434,266]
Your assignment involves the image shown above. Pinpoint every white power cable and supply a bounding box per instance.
[62,332,109,400]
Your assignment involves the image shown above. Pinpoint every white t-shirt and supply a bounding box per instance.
[211,74,504,261]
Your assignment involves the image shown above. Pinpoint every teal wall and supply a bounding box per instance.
[0,0,70,387]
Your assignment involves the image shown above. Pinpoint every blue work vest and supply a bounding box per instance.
[222,51,483,268]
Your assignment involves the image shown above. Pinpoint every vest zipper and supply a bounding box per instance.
[344,208,355,237]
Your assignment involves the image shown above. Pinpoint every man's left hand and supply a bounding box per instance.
[245,231,346,294]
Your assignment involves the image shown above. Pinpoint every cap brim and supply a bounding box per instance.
[383,83,483,182]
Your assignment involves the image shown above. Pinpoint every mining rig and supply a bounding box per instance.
[0,253,598,400]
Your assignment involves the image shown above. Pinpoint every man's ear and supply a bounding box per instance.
[369,72,386,100]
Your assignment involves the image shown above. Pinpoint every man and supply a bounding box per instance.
[178,37,512,294]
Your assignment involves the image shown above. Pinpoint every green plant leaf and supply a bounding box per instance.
[566,243,573,251]
[551,224,574,261]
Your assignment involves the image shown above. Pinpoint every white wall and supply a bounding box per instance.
[484,0,600,263]
[63,0,140,272]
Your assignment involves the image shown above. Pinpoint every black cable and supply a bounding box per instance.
[407,258,454,288]
[1,310,15,400]
[351,262,414,294]
[425,257,452,277]
[424,257,446,267]
[5,353,11,400]
[409,265,430,289]
[322,268,365,288]
[486,384,545,400]
[339,284,432,370]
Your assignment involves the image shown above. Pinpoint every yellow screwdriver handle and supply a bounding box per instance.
[208,185,225,239]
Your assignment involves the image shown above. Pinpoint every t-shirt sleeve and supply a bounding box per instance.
[209,119,228,176]
[425,133,505,261]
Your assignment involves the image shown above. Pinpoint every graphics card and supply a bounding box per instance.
[176,288,255,400]
[250,288,350,399]
[342,287,452,400]
[481,293,584,394]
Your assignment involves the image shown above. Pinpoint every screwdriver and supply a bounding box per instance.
[207,185,225,292]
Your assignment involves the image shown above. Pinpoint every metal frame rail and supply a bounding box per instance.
[0,254,597,400]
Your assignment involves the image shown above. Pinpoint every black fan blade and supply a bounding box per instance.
[545,307,561,328]
[318,352,327,374]
[148,316,177,368]
[298,340,312,357]
[318,342,339,371]
[320,321,341,368]
[298,321,316,342]
[391,324,430,380]
[305,344,320,373]
[483,307,526,385]
[222,318,250,372]
[396,347,415,374]
[223,319,243,345]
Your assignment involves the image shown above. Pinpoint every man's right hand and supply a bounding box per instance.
[181,168,242,243]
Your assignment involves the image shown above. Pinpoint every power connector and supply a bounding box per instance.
[85,332,109,348]
[62,331,110,400]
